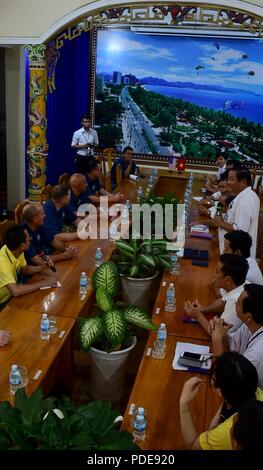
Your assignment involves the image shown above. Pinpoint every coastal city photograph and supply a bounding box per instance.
[95,31,263,163]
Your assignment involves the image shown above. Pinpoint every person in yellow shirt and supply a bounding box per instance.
[179,352,263,450]
[0,224,57,308]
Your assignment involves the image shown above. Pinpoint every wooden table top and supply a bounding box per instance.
[121,333,220,450]
[0,307,75,402]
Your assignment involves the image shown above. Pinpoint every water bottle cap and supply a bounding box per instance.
[137,407,144,414]
[81,272,86,276]
[169,283,174,287]
[42,313,48,319]
[11,364,18,371]
[160,323,166,328]
[97,247,101,251]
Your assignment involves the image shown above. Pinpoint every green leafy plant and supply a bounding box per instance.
[111,238,175,279]
[138,191,179,238]
[0,388,138,450]
[79,261,157,352]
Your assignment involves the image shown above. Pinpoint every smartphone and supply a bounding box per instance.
[178,351,203,368]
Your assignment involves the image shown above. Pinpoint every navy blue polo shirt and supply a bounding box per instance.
[23,222,53,262]
[86,176,102,195]
[70,188,94,212]
[111,157,137,188]
[43,200,77,239]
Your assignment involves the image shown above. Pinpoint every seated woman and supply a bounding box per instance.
[179,352,263,450]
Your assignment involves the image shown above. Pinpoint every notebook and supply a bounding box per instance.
[183,248,209,261]
[190,231,213,240]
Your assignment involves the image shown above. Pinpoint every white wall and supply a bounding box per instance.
[5,46,26,209]
[0,0,262,43]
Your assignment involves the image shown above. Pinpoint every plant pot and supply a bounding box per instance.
[120,271,159,311]
[89,337,137,402]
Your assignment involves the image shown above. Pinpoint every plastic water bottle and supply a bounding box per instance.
[137,186,143,202]
[121,205,129,220]
[165,283,176,312]
[79,272,89,297]
[170,254,180,276]
[109,223,118,240]
[148,175,154,188]
[152,323,167,359]
[153,168,158,178]
[9,364,22,395]
[125,200,131,212]
[40,313,50,340]
[133,407,147,441]
[95,247,103,267]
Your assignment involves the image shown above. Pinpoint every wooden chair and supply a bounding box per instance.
[0,219,15,246]
[14,200,30,224]
[116,164,122,186]
[255,175,262,196]
[40,184,53,204]
[103,147,117,172]
[58,173,70,189]
[104,172,112,193]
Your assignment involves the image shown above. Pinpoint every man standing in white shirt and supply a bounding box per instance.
[71,115,99,173]
[212,168,260,257]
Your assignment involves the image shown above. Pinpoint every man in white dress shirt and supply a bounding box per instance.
[71,115,99,173]
[212,168,260,257]
[211,283,263,389]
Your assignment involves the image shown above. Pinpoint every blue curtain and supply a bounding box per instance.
[25,49,30,195]
[46,31,90,184]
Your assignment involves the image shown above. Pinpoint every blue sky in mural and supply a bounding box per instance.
[97,30,263,94]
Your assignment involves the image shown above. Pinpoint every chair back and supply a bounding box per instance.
[14,200,30,224]
[58,173,70,189]
[116,164,122,186]
[0,219,15,247]
[103,148,117,172]
[40,185,53,204]
[255,175,262,195]
[104,172,112,193]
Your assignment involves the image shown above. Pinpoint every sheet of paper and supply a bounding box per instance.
[172,342,211,370]
[193,196,202,202]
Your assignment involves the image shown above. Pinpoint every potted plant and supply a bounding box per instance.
[0,388,138,450]
[111,237,174,310]
[138,191,179,238]
[79,261,157,401]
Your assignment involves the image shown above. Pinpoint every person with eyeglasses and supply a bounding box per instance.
[0,225,57,309]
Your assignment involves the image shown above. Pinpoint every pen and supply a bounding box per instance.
[187,367,209,374]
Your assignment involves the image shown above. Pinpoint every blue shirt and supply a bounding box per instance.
[111,157,137,188]
[44,200,77,239]
[23,222,53,262]
[70,188,94,211]
[86,176,102,195]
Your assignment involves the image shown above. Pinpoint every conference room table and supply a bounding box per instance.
[1,169,220,431]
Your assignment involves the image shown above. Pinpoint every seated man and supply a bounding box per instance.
[22,203,78,266]
[184,253,248,333]
[224,230,263,285]
[70,173,94,212]
[211,283,263,388]
[86,161,123,205]
[44,185,81,242]
[0,225,57,309]
[111,146,140,189]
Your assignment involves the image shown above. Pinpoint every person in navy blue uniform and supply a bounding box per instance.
[111,146,139,189]
[22,203,78,266]
[44,185,81,242]
[86,161,123,205]
[69,173,94,213]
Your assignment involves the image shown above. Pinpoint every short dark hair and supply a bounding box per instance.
[226,159,242,169]
[81,114,91,122]
[243,283,263,324]
[51,185,69,201]
[229,168,252,186]
[5,224,26,250]
[123,146,133,154]
[210,352,258,408]
[86,160,99,174]
[224,194,235,207]
[220,253,248,286]
[233,400,263,449]
[216,152,226,160]
[224,230,252,258]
